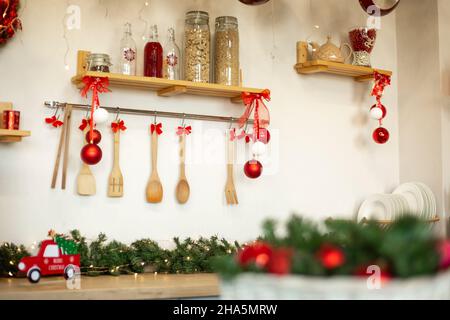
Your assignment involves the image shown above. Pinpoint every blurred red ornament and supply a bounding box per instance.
[237,242,273,268]
[80,143,102,165]
[85,129,102,144]
[373,127,390,144]
[317,244,345,269]
[257,128,271,144]
[239,0,270,5]
[267,248,293,275]
[438,240,450,270]
[244,160,263,179]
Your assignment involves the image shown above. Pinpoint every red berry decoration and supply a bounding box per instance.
[85,129,102,144]
[257,128,271,144]
[244,160,263,179]
[373,127,390,144]
[80,143,102,165]
[317,244,345,269]
[267,248,293,276]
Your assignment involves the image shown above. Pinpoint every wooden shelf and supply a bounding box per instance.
[72,50,265,104]
[295,42,392,82]
[295,60,392,82]
[0,273,220,300]
[0,129,31,143]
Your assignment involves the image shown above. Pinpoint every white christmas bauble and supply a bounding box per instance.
[370,106,383,120]
[251,141,267,156]
[93,107,109,124]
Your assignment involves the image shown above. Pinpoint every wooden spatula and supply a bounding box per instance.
[108,130,124,197]
[76,128,96,196]
[146,130,163,203]
[176,134,190,204]
[225,132,238,205]
[51,105,70,189]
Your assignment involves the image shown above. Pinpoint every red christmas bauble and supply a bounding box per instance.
[373,127,390,144]
[317,244,345,269]
[237,242,273,268]
[267,248,293,275]
[257,128,271,144]
[244,160,263,179]
[438,240,450,270]
[81,143,102,165]
[85,129,102,144]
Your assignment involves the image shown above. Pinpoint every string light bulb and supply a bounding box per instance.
[8,272,13,277]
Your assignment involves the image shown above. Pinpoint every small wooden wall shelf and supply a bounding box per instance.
[295,41,392,82]
[0,129,31,143]
[72,51,265,104]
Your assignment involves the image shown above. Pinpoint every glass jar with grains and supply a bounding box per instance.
[214,16,239,86]
[184,11,210,83]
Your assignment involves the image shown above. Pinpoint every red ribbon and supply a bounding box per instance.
[150,123,163,135]
[239,89,271,139]
[229,128,237,141]
[238,129,253,143]
[44,116,63,128]
[80,76,110,141]
[78,118,89,131]
[111,120,127,133]
[176,126,192,136]
[371,72,391,105]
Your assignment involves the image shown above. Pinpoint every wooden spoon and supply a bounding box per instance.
[146,130,163,203]
[176,134,190,204]
[76,128,96,196]
[108,130,124,197]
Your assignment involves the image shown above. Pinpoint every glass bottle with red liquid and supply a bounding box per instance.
[144,25,163,78]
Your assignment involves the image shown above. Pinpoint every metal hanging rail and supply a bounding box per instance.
[44,101,253,125]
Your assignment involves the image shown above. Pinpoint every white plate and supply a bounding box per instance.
[358,194,391,221]
[393,183,425,217]
[415,183,436,219]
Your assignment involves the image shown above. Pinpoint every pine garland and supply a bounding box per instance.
[0,231,240,277]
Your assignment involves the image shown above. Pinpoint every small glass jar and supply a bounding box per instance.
[214,16,239,86]
[87,53,112,73]
[184,11,210,83]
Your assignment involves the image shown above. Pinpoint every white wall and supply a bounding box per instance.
[0,0,399,245]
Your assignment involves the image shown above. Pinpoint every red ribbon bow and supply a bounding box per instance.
[371,72,391,104]
[239,89,271,139]
[44,115,63,128]
[238,129,253,143]
[229,128,237,141]
[80,76,110,141]
[150,123,163,135]
[78,118,89,131]
[176,126,192,136]
[111,120,127,133]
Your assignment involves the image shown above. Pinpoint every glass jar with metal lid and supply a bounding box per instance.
[86,53,112,73]
[214,16,239,86]
[183,11,210,83]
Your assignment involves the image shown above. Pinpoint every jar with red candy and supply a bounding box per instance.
[349,27,377,67]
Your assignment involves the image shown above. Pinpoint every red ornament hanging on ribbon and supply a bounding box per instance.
[238,89,271,140]
[244,159,263,179]
[85,129,102,145]
[79,76,110,165]
[370,72,391,144]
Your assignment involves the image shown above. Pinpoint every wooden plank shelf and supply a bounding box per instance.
[0,273,220,300]
[72,50,265,104]
[0,129,31,143]
[295,41,392,82]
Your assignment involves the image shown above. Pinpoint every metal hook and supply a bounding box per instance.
[115,107,120,121]
[153,111,157,124]
[243,120,249,132]
[181,113,186,127]
[229,117,234,130]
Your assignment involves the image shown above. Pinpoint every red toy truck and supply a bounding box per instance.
[17,239,80,283]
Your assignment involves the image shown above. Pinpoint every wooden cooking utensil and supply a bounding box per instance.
[76,127,96,196]
[51,105,70,189]
[175,134,190,204]
[61,104,72,190]
[146,130,163,203]
[225,132,238,205]
[108,130,124,197]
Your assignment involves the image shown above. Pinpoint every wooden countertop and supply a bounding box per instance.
[0,274,220,300]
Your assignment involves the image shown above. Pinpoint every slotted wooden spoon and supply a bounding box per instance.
[176,134,190,204]
[225,132,238,205]
[146,130,163,203]
[108,130,124,197]
[76,127,96,196]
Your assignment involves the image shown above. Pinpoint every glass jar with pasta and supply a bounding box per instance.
[214,16,239,86]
